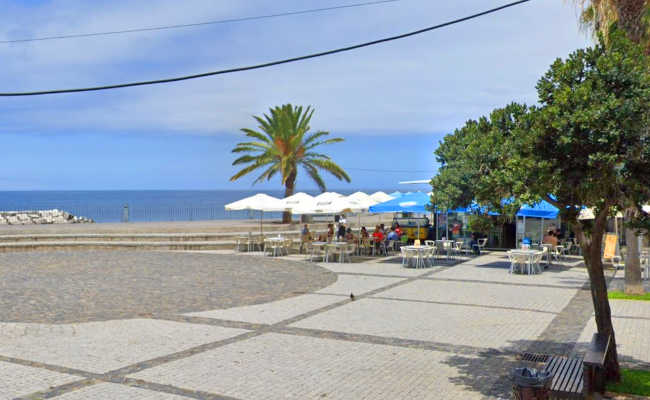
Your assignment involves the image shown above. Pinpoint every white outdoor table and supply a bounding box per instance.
[265,237,285,256]
[510,249,543,274]
[436,240,454,261]
[310,241,328,261]
[325,242,351,263]
[403,245,433,268]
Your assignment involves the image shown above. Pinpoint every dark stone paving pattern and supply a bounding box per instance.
[0,250,336,323]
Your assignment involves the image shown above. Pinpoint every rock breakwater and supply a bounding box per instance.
[0,210,94,225]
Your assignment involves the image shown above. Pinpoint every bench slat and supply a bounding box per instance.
[550,357,569,391]
[583,333,609,366]
[558,358,580,393]
[567,358,584,394]
[561,358,582,393]
[544,356,584,398]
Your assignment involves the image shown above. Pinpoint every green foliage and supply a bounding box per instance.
[608,291,650,301]
[431,32,649,223]
[607,368,650,396]
[230,104,350,192]
[430,103,529,215]
[520,31,650,219]
[467,214,494,235]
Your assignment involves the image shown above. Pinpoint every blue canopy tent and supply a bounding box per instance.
[516,200,559,219]
[515,200,560,244]
[369,192,430,214]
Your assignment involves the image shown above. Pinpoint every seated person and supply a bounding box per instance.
[360,226,369,239]
[542,230,558,247]
[301,224,312,240]
[327,224,334,242]
[394,223,402,237]
[386,228,399,241]
[372,225,385,243]
[317,233,327,242]
[469,233,480,255]
[345,227,356,243]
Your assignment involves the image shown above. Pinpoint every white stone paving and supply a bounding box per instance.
[0,319,247,373]
[291,298,555,350]
[434,254,589,288]
[0,361,79,400]
[54,383,188,399]
[314,274,404,296]
[186,294,344,325]
[378,279,576,313]
[131,332,488,400]
[316,259,439,277]
[2,251,613,399]
[574,300,650,365]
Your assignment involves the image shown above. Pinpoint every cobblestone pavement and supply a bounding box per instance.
[0,250,336,323]
[4,250,639,399]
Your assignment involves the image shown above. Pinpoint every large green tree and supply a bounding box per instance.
[230,104,350,223]
[571,0,650,294]
[431,33,650,381]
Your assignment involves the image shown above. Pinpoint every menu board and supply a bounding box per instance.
[603,233,618,259]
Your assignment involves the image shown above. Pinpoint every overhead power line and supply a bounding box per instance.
[0,0,400,44]
[0,0,531,97]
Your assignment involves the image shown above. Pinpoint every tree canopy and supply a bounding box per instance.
[430,31,650,380]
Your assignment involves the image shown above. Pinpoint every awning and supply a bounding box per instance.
[369,192,430,214]
[516,200,559,219]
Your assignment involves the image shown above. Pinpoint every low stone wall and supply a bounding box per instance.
[0,210,94,225]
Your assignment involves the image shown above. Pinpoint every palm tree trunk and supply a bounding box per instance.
[575,213,621,382]
[282,172,296,224]
[624,206,644,294]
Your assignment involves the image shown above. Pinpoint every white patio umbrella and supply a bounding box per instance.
[347,191,378,207]
[370,191,393,203]
[281,192,314,210]
[314,192,344,201]
[292,196,366,215]
[224,193,286,235]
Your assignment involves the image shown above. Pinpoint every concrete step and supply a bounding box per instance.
[0,240,242,253]
[0,230,304,243]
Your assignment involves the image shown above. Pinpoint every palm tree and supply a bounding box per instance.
[230,104,351,223]
[572,0,649,52]
[570,0,649,296]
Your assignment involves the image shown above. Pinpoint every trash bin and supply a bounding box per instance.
[511,367,553,400]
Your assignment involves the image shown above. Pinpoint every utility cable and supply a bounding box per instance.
[0,0,531,96]
[0,0,400,44]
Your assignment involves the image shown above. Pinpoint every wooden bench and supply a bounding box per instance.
[541,333,610,399]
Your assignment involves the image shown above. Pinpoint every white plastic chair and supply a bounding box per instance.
[508,252,526,274]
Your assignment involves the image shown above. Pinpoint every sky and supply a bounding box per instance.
[0,0,591,191]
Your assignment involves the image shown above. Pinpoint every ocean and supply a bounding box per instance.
[0,189,395,223]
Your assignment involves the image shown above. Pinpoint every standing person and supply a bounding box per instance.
[360,226,369,239]
[337,223,346,241]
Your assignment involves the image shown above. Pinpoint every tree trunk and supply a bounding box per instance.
[282,172,296,224]
[624,206,644,295]
[575,215,621,382]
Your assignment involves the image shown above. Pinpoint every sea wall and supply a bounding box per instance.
[0,210,94,225]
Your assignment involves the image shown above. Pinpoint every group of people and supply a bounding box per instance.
[300,222,404,248]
